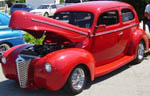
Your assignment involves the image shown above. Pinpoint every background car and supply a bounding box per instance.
[30,4,57,17]
[10,3,33,15]
[0,11,24,54]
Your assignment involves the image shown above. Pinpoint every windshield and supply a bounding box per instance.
[37,5,49,9]
[53,11,94,28]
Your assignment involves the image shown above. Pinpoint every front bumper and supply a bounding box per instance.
[1,44,70,91]
[1,53,65,91]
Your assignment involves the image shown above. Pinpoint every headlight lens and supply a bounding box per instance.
[1,56,6,64]
[45,63,52,72]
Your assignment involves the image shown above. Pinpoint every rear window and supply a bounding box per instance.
[121,9,134,22]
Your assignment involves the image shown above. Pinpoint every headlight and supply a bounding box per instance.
[45,63,52,72]
[1,56,6,64]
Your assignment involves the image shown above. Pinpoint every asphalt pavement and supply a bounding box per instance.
[0,52,150,96]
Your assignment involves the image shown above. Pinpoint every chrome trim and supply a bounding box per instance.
[16,55,32,88]
[0,36,23,42]
[71,67,85,90]
[32,18,88,36]
[94,23,138,37]
[20,54,39,58]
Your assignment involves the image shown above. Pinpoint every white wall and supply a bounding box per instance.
[26,0,60,8]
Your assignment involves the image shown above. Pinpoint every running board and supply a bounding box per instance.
[95,56,135,77]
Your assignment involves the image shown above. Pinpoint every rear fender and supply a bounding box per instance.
[127,29,149,56]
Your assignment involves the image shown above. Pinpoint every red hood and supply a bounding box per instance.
[9,11,90,42]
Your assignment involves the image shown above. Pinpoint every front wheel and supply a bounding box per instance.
[44,13,49,17]
[63,66,88,95]
[134,41,145,63]
[0,43,10,55]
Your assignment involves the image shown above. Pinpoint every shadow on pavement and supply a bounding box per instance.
[85,61,137,89]
[89,52,150,87]
[0,80,71,96]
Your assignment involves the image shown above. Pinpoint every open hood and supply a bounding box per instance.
[9,11,90,42]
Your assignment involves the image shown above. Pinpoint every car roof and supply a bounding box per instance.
[13,3,28,5]
[12,3,32,7]
[56,1,131,13]
[40,4,55,6]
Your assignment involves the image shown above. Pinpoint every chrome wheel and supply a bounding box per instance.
[134,41,145,63]
[137,43,144,60]
[71,67,85,91]
[63,66,88,94]
[0,44,10,55]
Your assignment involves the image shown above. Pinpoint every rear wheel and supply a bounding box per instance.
[134,41,145,63]
[64,66,88,95]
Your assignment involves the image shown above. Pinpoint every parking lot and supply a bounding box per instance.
[0,53,150,96]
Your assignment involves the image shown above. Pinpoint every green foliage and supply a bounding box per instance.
[18,0,26,3]
[60,0,64,3]
[5,0,15,7]
[24,32,45,45]
[6,0,25,7]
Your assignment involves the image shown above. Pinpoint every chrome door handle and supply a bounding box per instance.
[119,32,123,36]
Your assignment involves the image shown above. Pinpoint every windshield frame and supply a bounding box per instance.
[53,11,94,28]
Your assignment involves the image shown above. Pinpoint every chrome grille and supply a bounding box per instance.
[16,55,32,88]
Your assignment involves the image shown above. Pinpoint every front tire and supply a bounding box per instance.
[44,12,49,17]
[134,41,145,63]
[64,66,88,95]
[0,43,10,55]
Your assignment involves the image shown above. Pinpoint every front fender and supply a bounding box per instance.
[35,48,95,91]
[127,28,149,56]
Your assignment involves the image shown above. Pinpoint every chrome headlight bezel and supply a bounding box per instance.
[1,56,6,64]
[45,63,52,72]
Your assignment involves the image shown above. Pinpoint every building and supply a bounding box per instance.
[0,0,5,7]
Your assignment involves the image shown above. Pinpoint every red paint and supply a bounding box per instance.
[1,1,149,92]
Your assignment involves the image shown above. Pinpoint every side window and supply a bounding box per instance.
[121,9,134,22]
[51,5,56,9]
[97,11,119,26]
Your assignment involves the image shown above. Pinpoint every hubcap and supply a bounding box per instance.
[138,43,144,60]
[71,68,85,90]
[0,44,10,54]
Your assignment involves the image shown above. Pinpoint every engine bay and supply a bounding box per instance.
[20,42,75,57]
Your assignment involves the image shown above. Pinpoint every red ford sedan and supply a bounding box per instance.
[1,1,149,94]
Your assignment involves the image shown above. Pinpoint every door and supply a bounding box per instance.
[50,5,57,16]
[92,10,125,67]
[119,8,137,53]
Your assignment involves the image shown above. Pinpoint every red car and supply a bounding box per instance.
[1,1,149,94]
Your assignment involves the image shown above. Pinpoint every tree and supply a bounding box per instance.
[6,0,25,7]
[5,0,15,7]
